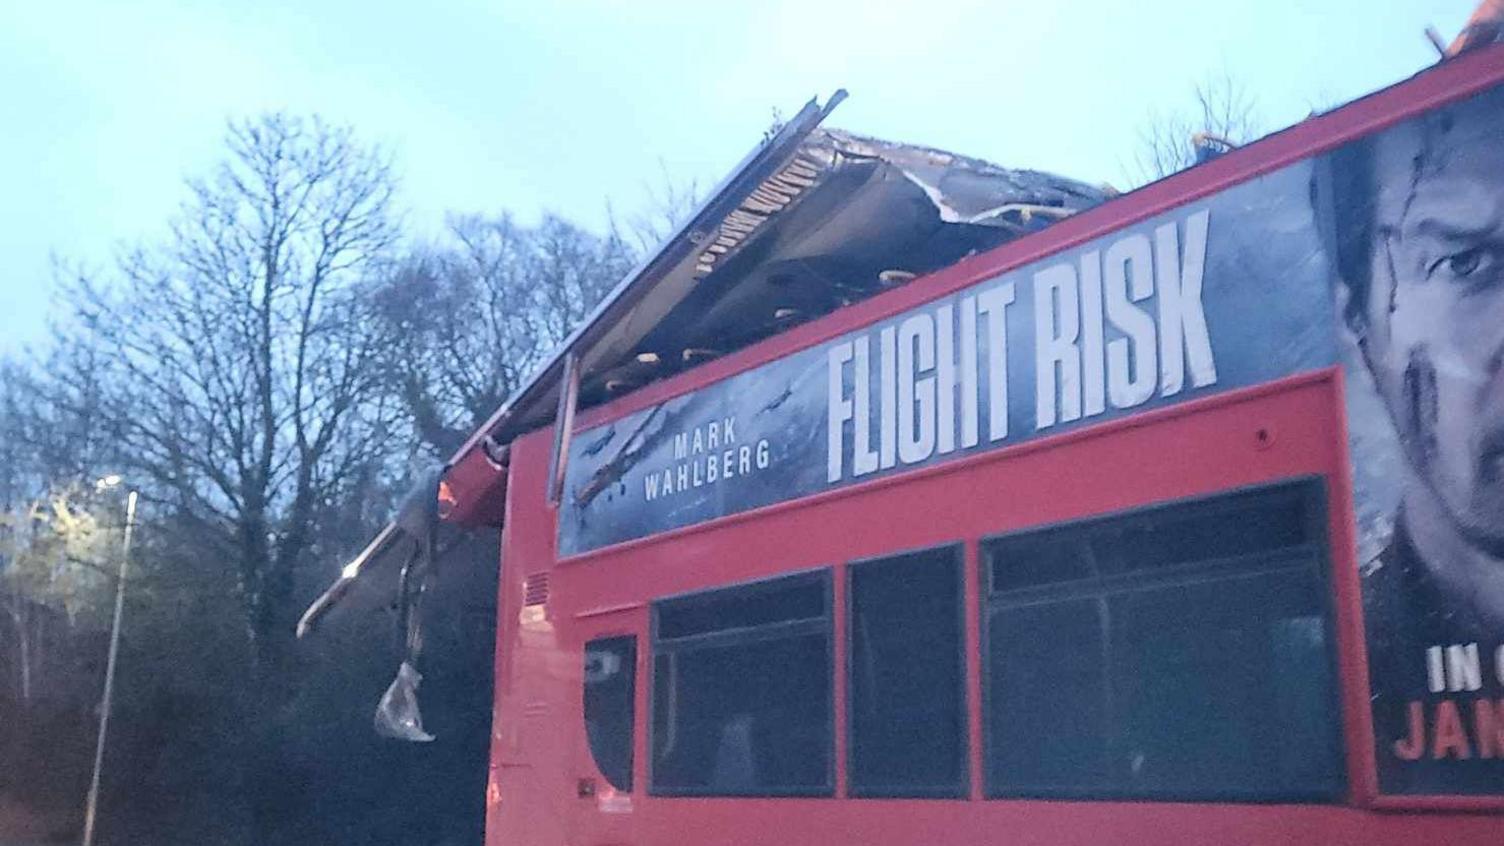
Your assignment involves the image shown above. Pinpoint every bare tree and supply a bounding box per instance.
[373,213,633,455]
[40,114,403,670]
[374,165,696,457]
[617,162,703,254]
[1131,70,1264,185]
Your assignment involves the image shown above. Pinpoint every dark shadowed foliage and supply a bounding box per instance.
[0,112,623,846]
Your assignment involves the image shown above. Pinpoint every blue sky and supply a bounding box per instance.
[0,0,1478,352]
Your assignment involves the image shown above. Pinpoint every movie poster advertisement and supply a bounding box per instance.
[558,160,1335,557]
[1326,83,1504,796]
[559,80,1504,797]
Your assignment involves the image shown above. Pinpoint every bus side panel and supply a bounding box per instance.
[488,427,572,846]
[594,374,1499,845]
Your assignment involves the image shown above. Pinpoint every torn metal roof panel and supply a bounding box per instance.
[577,126,1107,410]
[298,92,1109,639]
[449,93,848,463]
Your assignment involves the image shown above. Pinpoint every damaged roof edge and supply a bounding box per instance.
[450,89,848,467]
[296,522,397,638]
[296,91,847,639]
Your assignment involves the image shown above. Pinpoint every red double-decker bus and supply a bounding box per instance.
[304,35,1504,846]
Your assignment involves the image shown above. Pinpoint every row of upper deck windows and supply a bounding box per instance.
[583,479,1345,800]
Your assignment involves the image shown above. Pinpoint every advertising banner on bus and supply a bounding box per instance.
[560,158,1335,555]
[1329,83,1504,796]
[560,81,1504,797]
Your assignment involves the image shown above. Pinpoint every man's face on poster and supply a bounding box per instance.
[1355,100,1504,550]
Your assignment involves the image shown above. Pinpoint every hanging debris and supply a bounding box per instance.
[297,92,1109,740]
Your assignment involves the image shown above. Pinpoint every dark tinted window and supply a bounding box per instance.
[983,481,1343,801]
[651,572,831,796]
[583,636,636,790]
[987,599,1111,791]
[848,546,966,797]
[657,577,825,640]
[989,530,1096,592]
[1106,486,1309,576]
[989,485,1311,591]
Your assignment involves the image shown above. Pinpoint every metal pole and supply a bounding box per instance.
[81,489,136,846]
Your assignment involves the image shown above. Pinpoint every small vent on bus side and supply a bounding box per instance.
[523,572,551,607]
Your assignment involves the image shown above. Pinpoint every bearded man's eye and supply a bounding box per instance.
[1447,248,1484,277]
[1427,245,1496,283]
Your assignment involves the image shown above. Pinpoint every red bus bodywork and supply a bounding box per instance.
[463,45,1504,845]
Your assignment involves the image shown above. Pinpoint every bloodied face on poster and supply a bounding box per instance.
[1321,84,1504,794]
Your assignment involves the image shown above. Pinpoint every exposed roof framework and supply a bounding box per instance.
[298,91,1108,639]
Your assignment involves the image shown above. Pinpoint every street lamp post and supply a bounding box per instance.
[81,480,136,846]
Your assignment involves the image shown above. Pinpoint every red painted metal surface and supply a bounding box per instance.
[490,373,1502,845]
[1326,366,1381,809]
[479,44,1504,846]
[443,444,508,527]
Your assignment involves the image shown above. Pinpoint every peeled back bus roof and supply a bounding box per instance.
[296,91,1111,637]
[455,102,1109,467]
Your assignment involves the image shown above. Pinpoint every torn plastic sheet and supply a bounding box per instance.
[375,467,443,741]
[374,660,435,742]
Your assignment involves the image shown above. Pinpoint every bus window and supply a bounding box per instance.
[583,636,637,791]
[982,480,1344,802]
[848,545,966,798]
[650,571,832,797]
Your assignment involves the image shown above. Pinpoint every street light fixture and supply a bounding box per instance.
[81,476,137,846]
